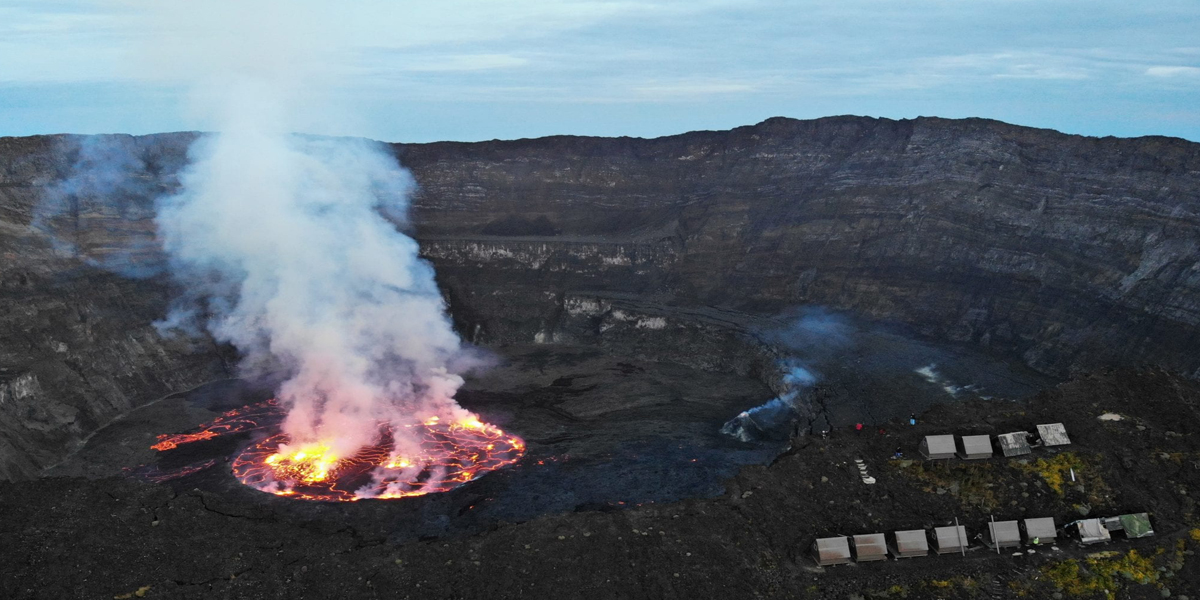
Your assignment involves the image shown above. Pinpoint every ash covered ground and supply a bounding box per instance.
[5,344,1198,599]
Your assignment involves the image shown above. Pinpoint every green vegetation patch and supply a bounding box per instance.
[892,460,1000,511]
[1034,537,1194,598]
[1041,549,1158,596]
[1011,452,1113,506]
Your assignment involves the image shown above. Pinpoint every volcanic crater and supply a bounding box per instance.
[3,116,1200,598]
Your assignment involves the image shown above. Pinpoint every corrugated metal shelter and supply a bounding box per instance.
[986,520,1021,549]
[892,530,929,559]
[1037,423,1071,446]
[1119,513,1154,539]
[998,432,1032,457]
[852,533,888,562]
[920,435,956,459]
[933,525,970,554]
[1023,517,1057,544]
[1076,519,1111,544]
[958,435,993,460]
[811,536,852,566]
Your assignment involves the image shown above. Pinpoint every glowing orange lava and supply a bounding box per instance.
[151,430,219,451]
[151,400,280,450]
[148,400,525,502]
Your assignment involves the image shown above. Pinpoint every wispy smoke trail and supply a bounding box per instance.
[721,308,853,442]
[720,361,819,442]
[34,135,167,278]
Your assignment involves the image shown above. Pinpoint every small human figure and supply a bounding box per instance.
[878,427,886,436]
[855,423,864,434]
[893,447,904,459]
[909,413,916,426]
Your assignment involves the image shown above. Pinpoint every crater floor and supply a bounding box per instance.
[46,331,1047,541]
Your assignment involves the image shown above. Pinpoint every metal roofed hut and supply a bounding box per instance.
[811,536,852,566]
[1118,513,1154,539]
[919,434,957,459]
[852,533,888,562]
[1023,517,1057,544]
[1076,519,1112,544]
[998,432,1032,457]
[933,525,970,554]
[958,435,993,460]
[1036,423,1071,446]
[892,530,929,559]
[986,520,1021,549]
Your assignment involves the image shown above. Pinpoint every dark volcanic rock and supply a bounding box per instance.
[1,116,1199,480]
[2,368,1198,600]
[399,117,1200,379]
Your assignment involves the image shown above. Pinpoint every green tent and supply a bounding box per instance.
[1119,513,1153,539]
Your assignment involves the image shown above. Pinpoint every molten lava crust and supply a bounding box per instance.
[148,400,525,501]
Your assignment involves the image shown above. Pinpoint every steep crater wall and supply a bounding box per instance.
[1,116,1198,479]
[400,117,1200,378]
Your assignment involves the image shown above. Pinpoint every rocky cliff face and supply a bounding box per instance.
[0,134,227,480]
[400,117,1200,379]
[1,116,1198,479]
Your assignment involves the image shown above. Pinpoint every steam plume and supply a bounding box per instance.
[157,131,472,457]
[140,2,477,464]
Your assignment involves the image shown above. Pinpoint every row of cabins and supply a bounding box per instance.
[811,512,1153,566]
[919,423,1071,460]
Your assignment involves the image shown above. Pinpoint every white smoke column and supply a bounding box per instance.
[157,129,471,458]
[140,1,476,460]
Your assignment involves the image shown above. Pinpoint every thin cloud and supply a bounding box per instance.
[992,65,1090,80]
[631,80,758,99]
[383,54,530,73]
[2,0,1199,140]
[1146,66,1200,78]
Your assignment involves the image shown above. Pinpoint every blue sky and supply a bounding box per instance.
[1,0,1198,142]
